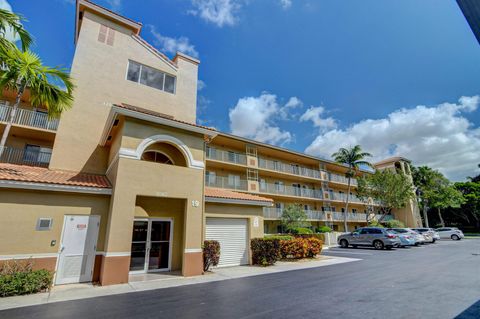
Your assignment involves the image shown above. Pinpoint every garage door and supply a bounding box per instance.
[205,218,248,267]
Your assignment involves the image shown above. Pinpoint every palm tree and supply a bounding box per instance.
[0,47,74,156]
[332,145,373,232]
[0,8,32,51]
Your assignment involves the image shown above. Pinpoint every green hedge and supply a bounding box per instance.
[0,269,53,297]
[264,235,294,241]
[251,238,280,266]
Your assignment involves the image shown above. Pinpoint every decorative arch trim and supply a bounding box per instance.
[119,134,204,170]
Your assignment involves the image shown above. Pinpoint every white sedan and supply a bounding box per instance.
[436,227,465,240]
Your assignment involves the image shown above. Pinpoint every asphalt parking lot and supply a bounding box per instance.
[1,239,479,319]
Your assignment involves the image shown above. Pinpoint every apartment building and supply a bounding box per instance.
[0,0,421,286]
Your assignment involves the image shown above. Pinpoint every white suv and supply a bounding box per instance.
[436,227,465,240]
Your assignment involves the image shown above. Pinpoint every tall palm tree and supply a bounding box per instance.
[0,8,32,51]
[332,145,373,232]
[0,47,74,156]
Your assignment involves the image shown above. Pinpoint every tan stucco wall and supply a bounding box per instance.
[50,10,199,174]
[0,190,110,255]
[204,202,264,240]
[134,197,185,271]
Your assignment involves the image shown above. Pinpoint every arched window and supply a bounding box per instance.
[141,151,174,165]
[140,142,188,167]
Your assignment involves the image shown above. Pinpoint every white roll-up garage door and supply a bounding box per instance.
[205,218,248,267]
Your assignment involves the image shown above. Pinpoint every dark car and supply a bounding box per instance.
[338,227,401,250]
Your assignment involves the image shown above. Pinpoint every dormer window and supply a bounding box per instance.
[126,60,176,94]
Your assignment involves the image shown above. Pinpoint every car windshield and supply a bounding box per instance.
[394,229,408,233]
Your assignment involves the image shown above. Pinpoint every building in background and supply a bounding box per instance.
[0,0,421,286]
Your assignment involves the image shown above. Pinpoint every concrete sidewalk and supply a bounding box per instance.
[0,255,359,311]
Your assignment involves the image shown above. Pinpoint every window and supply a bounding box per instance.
[275,202,284,213]
[273,160,280,171]
[259,179,267,191]
[352,209,357,214]
[227,151,236,163]
[206,146,216,159]
[206,171,216,185]
[228,174,240,187]
[127,60,176,94]
[36,218,53,231]
[141,151,174,164]
[331,207,336,212]
[275,181,285,192]
[341,208,345,213]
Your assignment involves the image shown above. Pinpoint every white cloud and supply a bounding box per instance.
[229,93,293,145]
[300,106,337,132]
[284,96,302,108]
[197,80,206,91]
[106,0,122,11]
[190,0,240,27]
[279,0,292,9]
[303,96,480,181]
[148,25,199,58]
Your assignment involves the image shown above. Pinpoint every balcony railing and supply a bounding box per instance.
[331,212,368,222]
[258,158,322,179]
[205,175,248,191]
[263,208,328,220]
[0,146,52,167]
[206,147,247,165]
[259,182,323,200]
[0,104,59,131]
[329,173,357,186]
[330,192,363,203]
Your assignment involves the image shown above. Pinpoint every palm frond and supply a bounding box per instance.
[0,9,33,51]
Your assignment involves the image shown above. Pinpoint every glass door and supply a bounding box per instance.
[129,219,172,273]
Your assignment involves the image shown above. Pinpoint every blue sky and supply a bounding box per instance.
[6,0,480,180]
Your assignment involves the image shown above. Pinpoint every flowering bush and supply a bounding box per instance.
[203,240,220,272]
[280,237,323,259]
[251,238,280,266]
[305,237,323,257]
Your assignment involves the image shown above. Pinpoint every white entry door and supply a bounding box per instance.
[55,215,100,285]
[205,218,248,267]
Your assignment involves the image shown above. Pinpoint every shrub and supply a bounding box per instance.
[280,238,308,259]
[264,235,294,241]
[294,233,323,240]
[203,240,220,272]
[368,220,384,228]
[0,260,53,297]
[293,227,313,234]
[305,237,323,258]
[251,238,280,266]
[316,226,332,233]
[384,219,405,228]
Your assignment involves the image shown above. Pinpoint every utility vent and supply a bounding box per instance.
[98,25,115,46]
[36,218,53,231]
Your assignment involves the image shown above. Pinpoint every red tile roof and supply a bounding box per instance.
[0,163,111,189]
[205,187,273,204]
[114,103,216,131]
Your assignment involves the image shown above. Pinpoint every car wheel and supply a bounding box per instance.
[340,239,349,248]
[451,234,460,240]
[432,239,436,243]
[386,246,393,250]
[415,242,419,246]
[373,240,384,250]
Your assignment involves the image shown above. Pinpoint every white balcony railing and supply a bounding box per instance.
[259,182,323,200]
[205,175,248,191]
[330,192,363,203]
[0,146,52,167]
[0,104,59,131]
[263,208,328,220]
[329,173,357,186]
[206,147,247,165]
[258,157,322,179]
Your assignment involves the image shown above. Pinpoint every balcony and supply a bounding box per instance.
[206,147,247,165]
[259,182,323,200]
[329,173,357,186]
[263,207,327,220]
[258,157,322,179]
[332,212,368,222]
[205,175,248,191]
[0,104,59,131]
[0,146,52,167]
[329,192,363,204]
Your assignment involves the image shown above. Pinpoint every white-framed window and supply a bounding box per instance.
[259,178,267,191]
[126,60,176,94]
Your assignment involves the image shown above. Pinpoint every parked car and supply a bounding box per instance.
[436,227,465,240]
[412,228,440,243]
[387,228,425,246]
[389,230,416,247]
[338,227,401,250]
